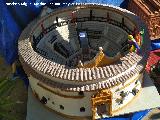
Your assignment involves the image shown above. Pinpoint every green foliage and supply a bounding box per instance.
[0,77,16,120]
[0,97,17,120]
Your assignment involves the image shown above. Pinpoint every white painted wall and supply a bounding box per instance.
[111,74,143,111]
[28,73,144,116]
[29,75,97,117]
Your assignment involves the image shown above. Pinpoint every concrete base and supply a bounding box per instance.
[26,72,160,120]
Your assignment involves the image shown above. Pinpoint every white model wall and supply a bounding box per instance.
[29,75,97,117]
[29,72,143,116]
[29,75,81,97]
[111,73,143,111]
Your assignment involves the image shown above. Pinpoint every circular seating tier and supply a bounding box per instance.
[18,4,150,91]
[32,20,129,66]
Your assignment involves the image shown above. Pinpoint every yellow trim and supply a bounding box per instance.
[91,89,112,120]
[81,49,121,68]
[112,87,142,113]
[37,82,85,99]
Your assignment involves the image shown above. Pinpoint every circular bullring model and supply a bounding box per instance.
[18,4,150,120]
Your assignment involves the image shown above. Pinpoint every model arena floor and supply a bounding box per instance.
[26,72,160,120]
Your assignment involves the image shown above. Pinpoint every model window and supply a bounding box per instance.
[40,96,47,104]
[120,91,127,98]
[78,91,84,96]
[135,80,138,84]
[118,99,123,105]
[116,98,123,105]
[60,105,64,110]
[80,107,85,112]
[132,88,139,96]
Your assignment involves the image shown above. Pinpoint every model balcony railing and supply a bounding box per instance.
[32,16,134,48]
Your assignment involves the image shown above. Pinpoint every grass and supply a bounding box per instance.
[0,57,28,120]
[0,77,28,120]
[0,78,17,120]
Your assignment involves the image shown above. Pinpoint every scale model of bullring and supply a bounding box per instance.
[18,4,150,120]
